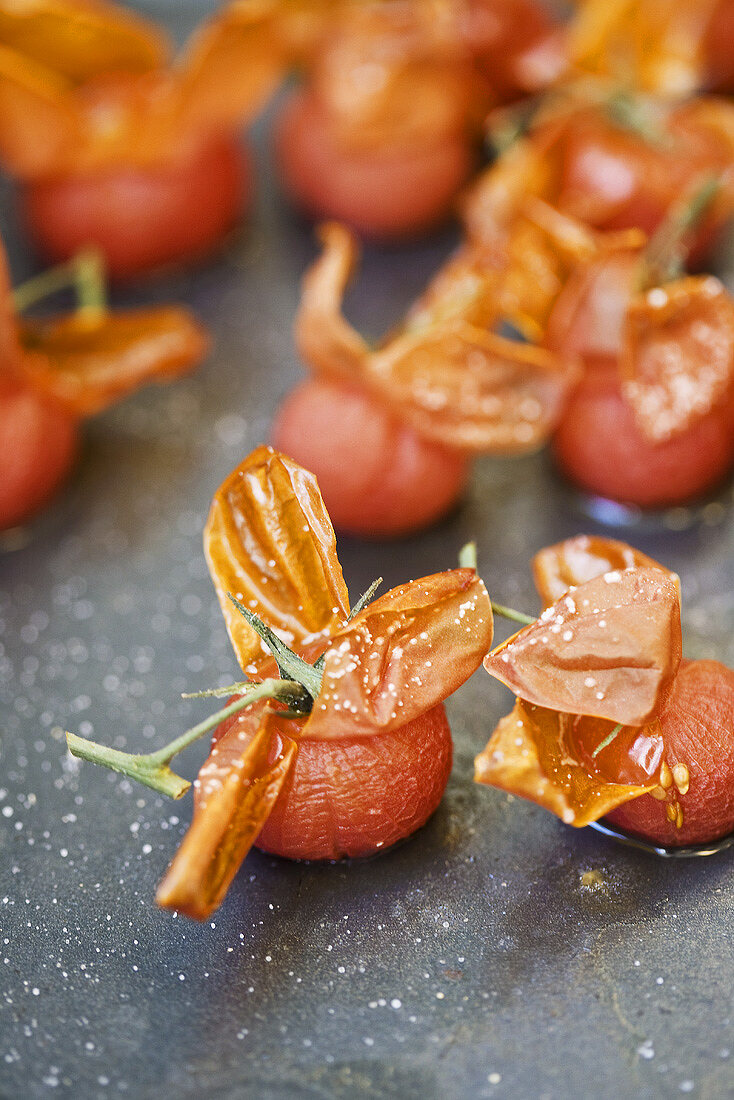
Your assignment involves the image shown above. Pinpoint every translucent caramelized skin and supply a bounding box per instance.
[275,89,474,239]
[532,535,675,607]
[271,379,470,537]
[485,566,682,728]
[607,660,734,846]
[553,359,734,508]
[23,134,249,280]
[211,702,453,861]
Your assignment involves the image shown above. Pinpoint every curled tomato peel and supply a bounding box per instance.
[17,306,208,417]
[0,0,170,84]
[204,446,350,672]
[532,535,679,607]
[156,708,298,920]
[474,697,655,828]
[477,540,734,845]
[620,276,734,443]
[304,568,493,740]
[0,0,284,178]
[485,566,683,727]
[295,221,578,455]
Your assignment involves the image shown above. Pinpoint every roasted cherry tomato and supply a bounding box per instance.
[271,379,470,538]
[0,379,79,530]
[552,359,734,509]
[477,537,734,850]
[279,222,576,537]
[275,89,475,240]
[0,1,284,277]
[212,696,453,860]
[67,447,493,919]
[24,134,249,281]
[0,233,208,530]
[606,660,734,846]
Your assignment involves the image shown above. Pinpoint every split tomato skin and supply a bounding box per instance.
[275,90,475,240]
[215,702,453,861]
[552,361,734,509]
[271,378,470,537]
[22,133,250,281]
[0,380,78,530]
[606,660,734,846]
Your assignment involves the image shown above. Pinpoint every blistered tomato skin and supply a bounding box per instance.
[607,661,734,846]
[23,134,249,281]
[214,702,453,861]
[271,378,470,537]
[552,361,734,508]
[275,90,475,240]
[0,382,78,530]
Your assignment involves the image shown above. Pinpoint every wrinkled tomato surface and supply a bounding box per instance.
[275,90,475,239]
[212,700,453,861]
[607,660,734,846]
[271,378,470,537]
[23,133,249,280]
[552,361,734,508]
[0,379,78,530]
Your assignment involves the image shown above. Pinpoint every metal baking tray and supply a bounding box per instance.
[1,4,732,1097]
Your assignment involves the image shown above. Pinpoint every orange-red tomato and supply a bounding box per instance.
[705,1,734,91]
[606,660,734,846]
[22,133,250,281]
[213,700,452,861]
[0,379,78,530]
[275,89,475,240]
[271,378,470,537]
[552,361,734,508]
[556,111,722,263]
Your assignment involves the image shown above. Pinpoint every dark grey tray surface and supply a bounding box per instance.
[1,5,733,1098]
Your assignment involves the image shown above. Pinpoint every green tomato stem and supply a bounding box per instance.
[490,601,535,626]
[66,678,306,799]
[12,248,107,316]
[592,723,623,758]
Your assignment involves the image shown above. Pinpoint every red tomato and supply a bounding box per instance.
[705,1,734,90]
[275,89,475,239]
[213,700,453,860]
[552,361,734,508]
[606,660,734,846]
[556,111,721,263]
[22,133,250,281]
[0,379,78,529]
[271,378,470,537]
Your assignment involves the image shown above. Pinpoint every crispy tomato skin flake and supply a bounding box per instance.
[532,535,678,607]
[485,567,682,727]
[474,698,654,827]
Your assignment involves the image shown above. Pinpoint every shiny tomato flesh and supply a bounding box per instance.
[0,380,78,530]
[275,89,475,239]
[606,660,734,846]
[22,133,250,281]
[552,361,734,508]
[213,701,453,861]
[271,378,470,537]
[557,115,720,263]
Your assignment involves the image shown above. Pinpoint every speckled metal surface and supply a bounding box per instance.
[1,5,733,1099]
